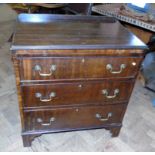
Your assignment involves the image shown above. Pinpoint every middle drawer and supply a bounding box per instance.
[21,80,134,108]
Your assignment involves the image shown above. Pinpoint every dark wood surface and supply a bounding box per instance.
[11,14,147,50]
[23,104,127,132]
[14,49,145,57]
[19,56,143,81]
[21,79,134,108]
[11,14,147,147]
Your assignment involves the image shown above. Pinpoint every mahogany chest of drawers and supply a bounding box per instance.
[11,14,147,147]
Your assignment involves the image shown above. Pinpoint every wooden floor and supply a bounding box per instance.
[0,4,155,152]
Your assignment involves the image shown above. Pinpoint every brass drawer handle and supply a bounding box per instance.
[95,112,112,122]
[37,117,55,126]
[34,64,56,77]
[106,64,126,74]
[101,89,119,99]
[35,92,56,102]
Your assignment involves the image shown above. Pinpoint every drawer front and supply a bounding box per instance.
[21,80,134,108]
[24,104,126,132]
[20,56,142,81]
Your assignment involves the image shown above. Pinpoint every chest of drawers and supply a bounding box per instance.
[11,14,147,147]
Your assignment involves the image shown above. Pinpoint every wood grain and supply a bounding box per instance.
[23,104,127,133]
[11,14,147,50]
[19,56,143,81]
[15,49,145,57]
[12,54,25,129]
[21,79,134,108]
[11,14,147,147]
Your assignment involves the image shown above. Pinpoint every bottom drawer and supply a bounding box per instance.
[24,104,127,132]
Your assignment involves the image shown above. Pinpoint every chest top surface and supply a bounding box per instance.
[11,14,147,50]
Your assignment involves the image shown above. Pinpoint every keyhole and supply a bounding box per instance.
[81,58,85,63]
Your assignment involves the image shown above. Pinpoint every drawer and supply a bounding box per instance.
[21,80,134,108]
[23,104,126,132]
[20,56,142,81]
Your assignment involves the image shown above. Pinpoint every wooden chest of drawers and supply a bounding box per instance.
[11,14,147,147]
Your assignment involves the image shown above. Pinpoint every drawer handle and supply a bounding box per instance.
[106,64,126,74]
[34,64,56,77]
[101,89,119,99]
[37,117,55,126]
[35,92,56,102]
[95,112,112,122]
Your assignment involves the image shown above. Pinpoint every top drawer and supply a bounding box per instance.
[19,56,142,81]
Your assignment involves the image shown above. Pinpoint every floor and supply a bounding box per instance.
[0,4,155,152]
